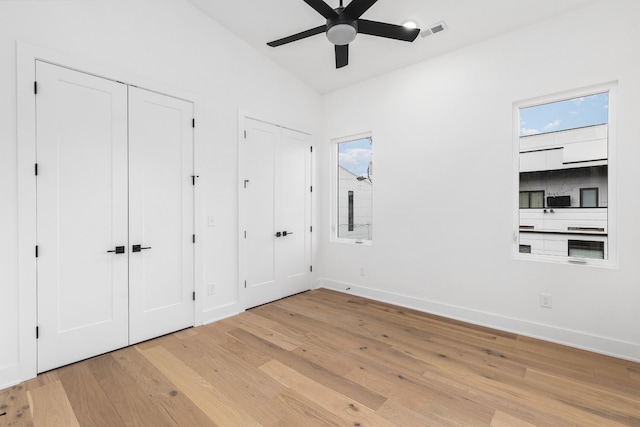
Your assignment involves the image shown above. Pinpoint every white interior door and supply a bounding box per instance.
[36,61,129,372]
[279,129,312,296]
[128,87,194,344]
[241,118,312,309]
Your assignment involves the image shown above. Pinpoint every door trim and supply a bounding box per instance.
[14,41,201,386]
[237,109,314,310]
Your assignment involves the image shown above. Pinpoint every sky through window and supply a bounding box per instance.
[338,138,372,177]
[520,92,608,137]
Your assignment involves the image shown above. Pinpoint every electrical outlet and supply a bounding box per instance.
[208,283,216,295]
[540,293,552,308]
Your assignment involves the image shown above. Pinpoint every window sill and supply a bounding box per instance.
[331,238,373,246]
[514,252,616,269]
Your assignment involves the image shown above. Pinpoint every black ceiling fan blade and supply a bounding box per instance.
[357,19,420,42]
[267,25,326,47]
[303,0,339,20]
[343,0,378,19]
[335,44,349,68]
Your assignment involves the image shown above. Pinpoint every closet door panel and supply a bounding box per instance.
[36,61,129,372]
[240,119,312,309]
[128,87,194,344]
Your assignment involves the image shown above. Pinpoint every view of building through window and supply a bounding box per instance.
[337,137,372,240]
[518,91,609,259]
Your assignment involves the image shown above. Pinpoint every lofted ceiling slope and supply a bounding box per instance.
[185,0,601,94]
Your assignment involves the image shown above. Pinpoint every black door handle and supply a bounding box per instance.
[132,244,152,252]
[107,246,125,254]
[275,232,282,238]
[282,231,293,236]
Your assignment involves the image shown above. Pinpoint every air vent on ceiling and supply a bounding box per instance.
[421,21,448,38]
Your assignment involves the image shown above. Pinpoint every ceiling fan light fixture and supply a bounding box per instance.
[326,22,357,45]
[402,20,419,29]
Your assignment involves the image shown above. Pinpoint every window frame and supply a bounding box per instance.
[331,132,373,245]
[513,83,617,267]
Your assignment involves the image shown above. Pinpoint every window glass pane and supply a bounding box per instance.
[581,188,598,207]
[338,138,372,240]
[568,240,604,259]
[518,92,609,259]
[530,191,544,208]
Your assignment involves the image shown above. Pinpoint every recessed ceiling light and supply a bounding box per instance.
[402,20,419,30]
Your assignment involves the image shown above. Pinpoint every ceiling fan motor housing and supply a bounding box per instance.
[326,9,358,45]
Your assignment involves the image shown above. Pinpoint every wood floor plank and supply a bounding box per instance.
[223,312,302,351]
[227,327,389,411]
[26,380,79,427]
[87,353,176,427]
[3,288,640,426]
[260,359,395,427]
[345,363,496,424]
[270,390,348,427]
[195,322,273,368]
[524,368,640,425]
[0,384,33,427]
[55,362,125,427]
[491,410,538,427]
[376,399,461,427]
[140,345,258,426]
[420,360,630,427]
[159,332,288,425]
[113,347,216,427]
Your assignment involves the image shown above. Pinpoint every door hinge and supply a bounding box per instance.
[192,234,196,243]
[192,292,196,301]
[244,130,247,139]
[244,280,247,288]
[35,246,39,258]
[36,326,39,339]
[310,265,313,272]
[244,230,247,239]
[192,118,195,128]
[310,226,313,232]
[310,146,313,153]
[35,163,38,176]
[34,81,38,95]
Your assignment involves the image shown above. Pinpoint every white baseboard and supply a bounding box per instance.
[200,302,243,326]
[316,279,640,363]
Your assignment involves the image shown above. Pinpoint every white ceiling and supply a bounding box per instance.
[185,0,600,94]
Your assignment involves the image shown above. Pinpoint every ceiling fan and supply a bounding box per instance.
[266,0,420,69]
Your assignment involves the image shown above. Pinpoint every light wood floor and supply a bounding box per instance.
[2,289,639,426]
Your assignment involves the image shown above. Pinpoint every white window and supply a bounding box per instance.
[514,84,616,265]
[332,134,373,243]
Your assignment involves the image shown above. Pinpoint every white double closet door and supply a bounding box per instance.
[241,118,312,309]
[35,61,194,373]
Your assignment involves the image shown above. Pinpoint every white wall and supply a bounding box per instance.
[0,0,321,388]
[318,0,640,361]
